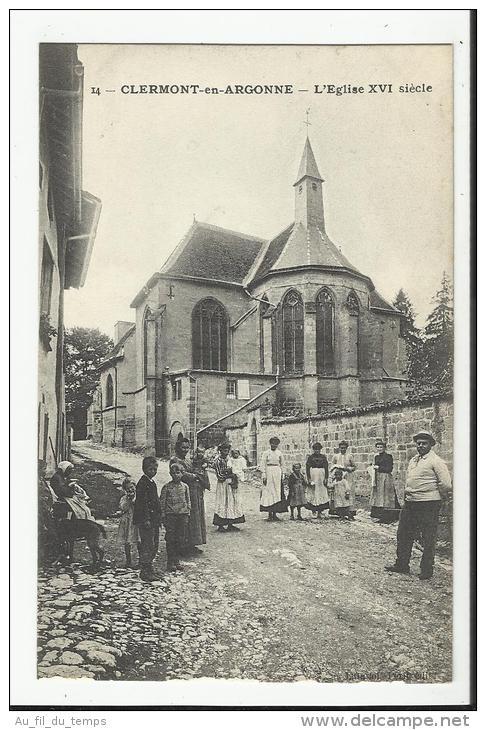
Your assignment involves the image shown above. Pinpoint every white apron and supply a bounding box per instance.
[308,467,329,507]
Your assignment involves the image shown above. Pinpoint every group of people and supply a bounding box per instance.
[39,427,452,583]
[128,430,452,582]
[258,437,360,522]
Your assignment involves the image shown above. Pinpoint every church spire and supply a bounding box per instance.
[294,137,324,187]
[293,137,325,229]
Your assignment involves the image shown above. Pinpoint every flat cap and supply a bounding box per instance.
[412,430,436,446]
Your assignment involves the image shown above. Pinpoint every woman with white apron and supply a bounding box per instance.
[259,436,288,521]
[305,442,330,518]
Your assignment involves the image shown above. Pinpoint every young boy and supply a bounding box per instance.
[133,456,161,582]
[159,462,191,572]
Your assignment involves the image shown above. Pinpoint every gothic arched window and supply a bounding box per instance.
[346,291,360,315]
[316,288,335,374]
[282,290,304,373]
[106,374,114,407]
[192,298,228,371]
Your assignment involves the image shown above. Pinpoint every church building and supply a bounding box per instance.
[91,137,407,456]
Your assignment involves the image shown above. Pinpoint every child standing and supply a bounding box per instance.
[116,478,140,568]
[330,465,352,520]
[133,456,161,582]
[159,462,191,572]
[287,463,307,521]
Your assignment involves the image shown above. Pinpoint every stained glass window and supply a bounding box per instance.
[192,298,228,371]
[316,288,335,374]
[282,290,304,373]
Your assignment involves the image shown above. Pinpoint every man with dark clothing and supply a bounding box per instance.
[385,431,452,580]
[133,456,161,582]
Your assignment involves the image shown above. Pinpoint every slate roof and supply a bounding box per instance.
[295,137,324,184]
[99,324,135,369]
[130,139,397,315]
[369,290,398,313]
[250,223,361,283]
[160,222,265,284]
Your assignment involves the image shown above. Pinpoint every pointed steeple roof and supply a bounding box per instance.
[248,137,369,286]
[294,137,324,186]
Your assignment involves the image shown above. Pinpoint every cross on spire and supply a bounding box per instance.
[304,108,311,137]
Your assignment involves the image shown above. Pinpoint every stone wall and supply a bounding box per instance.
[225,395,453,501]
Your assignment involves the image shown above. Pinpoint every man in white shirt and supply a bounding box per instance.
[385,430,452,580]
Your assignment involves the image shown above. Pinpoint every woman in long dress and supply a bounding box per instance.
[259,436,288,521]
[331,440,357,520]
[305,442,330,518]
[212,442,245,532]
[170,437,208,554]
[369,440,400,523]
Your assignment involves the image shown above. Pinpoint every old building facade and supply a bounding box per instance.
[39,44,101,472]
[91,137,406,456]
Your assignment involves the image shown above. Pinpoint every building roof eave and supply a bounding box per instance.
[64,191,102,289]
[130,273,163,308]
[249,264,374,290]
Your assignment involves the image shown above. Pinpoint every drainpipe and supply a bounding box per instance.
[188,372,198,451]
[113,365,118,445]
[99,388,103,442]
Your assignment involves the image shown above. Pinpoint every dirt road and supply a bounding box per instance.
[37,441,452,683]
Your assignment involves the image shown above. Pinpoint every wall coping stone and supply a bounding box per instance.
[225,389,452,429]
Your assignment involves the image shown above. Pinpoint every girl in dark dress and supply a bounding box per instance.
[287,463,308,521]
[305,442,330,518]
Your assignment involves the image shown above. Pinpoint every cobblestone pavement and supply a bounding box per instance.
[38,442,452,683]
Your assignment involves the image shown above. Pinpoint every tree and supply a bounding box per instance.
[64,327,113,437]
[422,272,454,389]
[392,288,425,388]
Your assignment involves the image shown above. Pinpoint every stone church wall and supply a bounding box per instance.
[141,278,262,375]
[225,395,453,501]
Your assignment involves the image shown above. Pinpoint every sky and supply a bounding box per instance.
[64,43,453,339]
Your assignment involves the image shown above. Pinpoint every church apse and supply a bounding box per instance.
[112,136,406,450]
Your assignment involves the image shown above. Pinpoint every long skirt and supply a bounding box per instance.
[260,466,288,513]
[64,496,95,521]
[288,481,306,507]
[187,484,207,545]
[370,473,400,521]
[213,479,245,526]
[306,467,330,511]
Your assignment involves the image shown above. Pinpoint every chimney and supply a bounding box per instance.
[114,320,134,344]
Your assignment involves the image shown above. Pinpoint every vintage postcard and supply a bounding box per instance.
[10,9,474,714]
